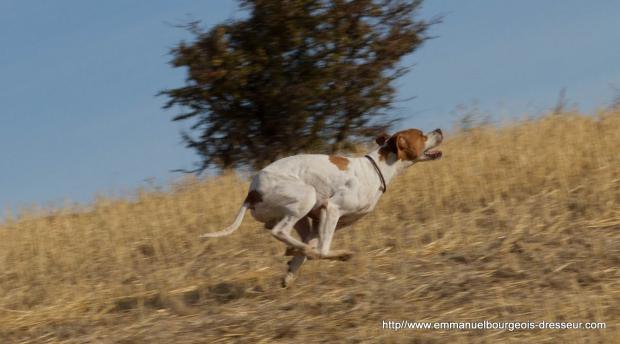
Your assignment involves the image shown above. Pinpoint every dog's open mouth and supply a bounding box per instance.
[424,149,442,159]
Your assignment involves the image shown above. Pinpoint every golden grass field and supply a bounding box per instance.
[1,111,619,343]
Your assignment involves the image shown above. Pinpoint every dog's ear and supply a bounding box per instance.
[396,135,413,160]
[385,134,399,155]
[385,132,418,161]
[375,133,390,146]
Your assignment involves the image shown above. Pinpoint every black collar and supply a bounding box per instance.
[364,155,387,193]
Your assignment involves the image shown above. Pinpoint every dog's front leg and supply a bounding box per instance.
[317,205,353,261]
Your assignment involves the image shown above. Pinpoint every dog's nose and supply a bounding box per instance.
[434,128,442,136]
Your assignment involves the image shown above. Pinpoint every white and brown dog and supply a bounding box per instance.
[201,128,443,286]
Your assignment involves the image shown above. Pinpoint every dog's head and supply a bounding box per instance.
[377,128,443,163]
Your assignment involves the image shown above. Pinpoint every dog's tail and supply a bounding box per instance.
[199,204,248,238]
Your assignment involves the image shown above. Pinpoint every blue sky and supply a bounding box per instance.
[1,1,619,214]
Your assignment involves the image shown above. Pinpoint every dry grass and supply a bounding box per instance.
[1,111,620,343]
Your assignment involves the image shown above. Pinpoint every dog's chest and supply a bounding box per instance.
[336,212,368,228]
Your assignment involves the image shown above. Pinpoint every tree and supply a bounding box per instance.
[161,0,433,172]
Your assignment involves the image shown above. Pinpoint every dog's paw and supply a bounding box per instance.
[303,247,321,260]
[333,250,354,261]
[282,273,296,288]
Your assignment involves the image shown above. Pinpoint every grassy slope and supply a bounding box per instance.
[1,112,619,343]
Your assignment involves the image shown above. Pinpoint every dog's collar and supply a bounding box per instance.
[364,155,386,193]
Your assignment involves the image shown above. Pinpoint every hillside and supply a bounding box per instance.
[1,111,619,343]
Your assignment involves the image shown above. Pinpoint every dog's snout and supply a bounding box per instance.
[434,128,443,137]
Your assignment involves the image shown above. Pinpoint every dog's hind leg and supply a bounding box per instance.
[268,183,321,259]
[271,215,319,259]
[282,217,318,287]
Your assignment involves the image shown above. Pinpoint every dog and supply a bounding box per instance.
[201,128,443,287]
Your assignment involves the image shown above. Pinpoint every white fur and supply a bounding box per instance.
[201,129,443,286]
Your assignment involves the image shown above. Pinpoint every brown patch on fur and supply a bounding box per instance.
[329,155,349,171]
[244,190,263,209]
[379,129,427,161]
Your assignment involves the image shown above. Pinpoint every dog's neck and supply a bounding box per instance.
[365,148,412,190]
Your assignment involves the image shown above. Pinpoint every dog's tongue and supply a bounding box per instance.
[426,150,442,159]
